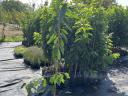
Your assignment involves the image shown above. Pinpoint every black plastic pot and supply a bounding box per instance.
[14,53,23,59]
[24,59,40,69]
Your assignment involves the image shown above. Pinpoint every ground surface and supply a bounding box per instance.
[0,42,128,96]
[0,42,41,96]
[108,67,128,96]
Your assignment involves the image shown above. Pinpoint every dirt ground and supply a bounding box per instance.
[0,24,23,37]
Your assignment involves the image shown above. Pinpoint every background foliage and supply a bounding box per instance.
[107,6,128,47]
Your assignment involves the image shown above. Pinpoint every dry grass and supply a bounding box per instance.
[0,24,23,37]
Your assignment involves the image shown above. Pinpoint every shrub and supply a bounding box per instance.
[20,10,41,46]
[23,46,48,69]
[21,1,113,79]
[63,6,112,81]
[14,45,26,58]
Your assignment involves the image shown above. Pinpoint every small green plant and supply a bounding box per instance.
[103,53,120,66]
[112,53,120,59]
[24,72,70,96]
[33,32,42,46]
[25,77,47,96]
[50,72,70,96]
[14,45,26,58]
[23,46,48,69]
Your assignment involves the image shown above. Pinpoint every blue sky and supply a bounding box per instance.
[19,0,128,6]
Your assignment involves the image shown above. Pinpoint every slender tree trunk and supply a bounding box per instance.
[1,23,5,40]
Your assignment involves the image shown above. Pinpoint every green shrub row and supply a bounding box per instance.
[20,1,114,78]
[14,46,48,69]
[21,0,123,96]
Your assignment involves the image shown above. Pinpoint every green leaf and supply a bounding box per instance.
[43,79,47,87]
[64,73,70,79]
[47,34,57,44]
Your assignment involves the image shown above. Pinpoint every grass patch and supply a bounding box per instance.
[0,38,4,43]
[4,36,24,42]
[14,45,27,58]
[23,46,48,69]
